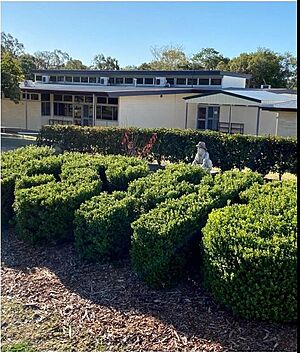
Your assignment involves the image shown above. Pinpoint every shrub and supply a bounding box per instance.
[38,125,297,176]
[131,170,263,288]
[202,181,297,322]
[74,192,139,262]
[15,174,56,191]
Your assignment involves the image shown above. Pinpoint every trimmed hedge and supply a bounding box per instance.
[74,163,208,261]
[202,181,297,322]
[15,174,56,191]
[130,170,263,288]
[38,125,297,176]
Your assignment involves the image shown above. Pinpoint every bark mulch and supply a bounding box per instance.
[1,228,297,352]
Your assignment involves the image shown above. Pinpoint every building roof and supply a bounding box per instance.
[261,100,297,111]
[32,69,251,79]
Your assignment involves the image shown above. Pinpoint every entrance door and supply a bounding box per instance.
[197,106,220,131]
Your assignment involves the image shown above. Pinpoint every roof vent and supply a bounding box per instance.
[261,84,271,89]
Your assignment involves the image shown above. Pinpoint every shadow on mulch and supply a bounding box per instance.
[1,227,297,352]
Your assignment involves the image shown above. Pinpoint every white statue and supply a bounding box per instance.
[192,141,213,171]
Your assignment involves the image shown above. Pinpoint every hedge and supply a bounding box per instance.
[130,170,263,288]
[74,163,208,261]
[38,125,297,176]
[202,181,297,322]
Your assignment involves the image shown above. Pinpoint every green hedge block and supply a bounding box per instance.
[15,174,56,191]
[131,170,263,288]
[202,182,297,322]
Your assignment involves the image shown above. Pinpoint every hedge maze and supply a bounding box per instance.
[1,145,297,323]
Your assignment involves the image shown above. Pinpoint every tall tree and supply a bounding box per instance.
[19,54,37,80]
[1,32,24,57]
[190,48,230,70]
[148,45,189,70]
[65,59,88,70]
[33,49,70,69]
[92,54,120,70]
[280,52,297,89]
[1,51,24,102]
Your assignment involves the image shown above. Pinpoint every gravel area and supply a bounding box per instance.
[1,228,297,352]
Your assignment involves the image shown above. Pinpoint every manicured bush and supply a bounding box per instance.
[15,174,56,191]
[74,192,139,262]
[38,125,297,176]
[131,170,263,288]
[202,181,297,322]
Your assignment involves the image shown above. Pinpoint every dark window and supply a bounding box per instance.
[116,77,124,84]
[166,78,175,85]
[96,106,102,119]
[102,106,114,120]
[54,94,63,101]
[63,95,73,102]
[198,79,209,85]
[74,95,84,103]
[54,103,73,117]
[197,120,205,130]
[81,77,88,83]
[41,93,50,101]
[65,76,72,82]
[144,78,154,85]
[22,93,26,99]
[108,78,115,84]
[57,76,64,82]
[49,76,57,82]
[97,97,107,104]
[187,78,198,85]
[108,98,118,105]
[89,77,96,83]
[136,78,143,84]
[125,77,133,84]
[30,93,39,100]
[156,79,161,85]
[73,76,80,82]
[41,102,50,116]
[100,78,105,84]
[211,78,222,85]
[85,96,93,103]
[35,75,42,81]
[176,78,186,85]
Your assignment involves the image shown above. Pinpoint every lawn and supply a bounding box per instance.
[1,228,297,352]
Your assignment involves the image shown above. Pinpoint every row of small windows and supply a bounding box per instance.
[35,75,222,86]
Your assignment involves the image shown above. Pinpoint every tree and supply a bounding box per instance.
[65,59,88,70]
[1,32,24,57]
[190,48,230,70]
[92,54,120,70]
[137,62,153,70]
[19,54,37,80]
[228,48,288,88]
[33,49,70,69]
[280,52,297,89]
[148,45,189,70]
[1,51,24,102]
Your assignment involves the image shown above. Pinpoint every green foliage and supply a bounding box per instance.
[15,174,56,191]
[131,170,263,288]
[92,53,119,70]
[202,181,297,322]
[38,126,297,177]
[190,48,230,70]
[74,192,139,261]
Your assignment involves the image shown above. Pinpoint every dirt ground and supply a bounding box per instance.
[1,228,297,352]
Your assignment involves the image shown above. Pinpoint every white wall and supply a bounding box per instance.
[277,111,297,137]
[222,76,246,88]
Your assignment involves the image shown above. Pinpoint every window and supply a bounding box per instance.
[57,76,64,82]
[176,78,186,85]
[166,78,175,85]
[35,75,42,81]
[65,76,72,82]
[54,94,63,101]
[96,106,118,120]
[41,102,50,116]
[85,96,93,103]
[108,98,118,105]
[125,77,133,84]
[108,78,115,84]
[156,79,161,85]
[89,77,96,83]
[187,78,198,85]
[74,95,84,103]
[116,77,124,84]
[63,95,73,102]
[30,93,39,100]
[97,97,107,104]
[198,79,209,85]
[197,106,220,131]
[136,78,143,84]
[22,93,26,99]
[144,78,154,85]
[211,78,222,85]
[73,76,80,82]
[41,93,50,101]
[49,76,57,82]
[54,103,73,117]
[81,77,88,83]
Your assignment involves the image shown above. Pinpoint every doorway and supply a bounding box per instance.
[197,106,220,131]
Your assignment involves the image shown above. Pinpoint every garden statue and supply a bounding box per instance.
[192,141,213,171]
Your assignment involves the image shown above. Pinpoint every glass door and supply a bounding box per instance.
[82,105,93,126]
[197,106,220,131]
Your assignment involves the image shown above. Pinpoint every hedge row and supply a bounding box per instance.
[202,180,297,322]
[38,125,297,176]
[74,163,208,261]
[130,170,263,288]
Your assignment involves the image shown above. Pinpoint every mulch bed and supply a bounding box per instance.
[1,228,297,352]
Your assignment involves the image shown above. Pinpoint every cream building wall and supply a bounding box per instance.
[277,111,297,137]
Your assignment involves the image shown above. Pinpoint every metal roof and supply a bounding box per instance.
[261,100,297,111]
[32,69,251,79]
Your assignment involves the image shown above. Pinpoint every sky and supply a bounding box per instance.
[1,1,297,67]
